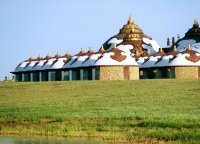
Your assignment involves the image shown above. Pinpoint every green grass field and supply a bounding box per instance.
[0,80,200,143]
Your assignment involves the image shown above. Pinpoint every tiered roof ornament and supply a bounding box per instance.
[117,15,144,40]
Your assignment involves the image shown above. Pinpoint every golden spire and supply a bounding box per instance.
[159,48,163,52]
[66,51,70,55]
[187,44,192,51]
[47,52,51,58]
[128,15,133,23]
[55,52,61,58]
[38,54,42,60]
[89,47,93,53]
[113,44,117,48]
[29,55,34,61]
[99,46,105,52]
[65,51,71,58]
[173,45,177,52]
[194,18,198,25]
[45,53,51,60]
[81,48,85,53]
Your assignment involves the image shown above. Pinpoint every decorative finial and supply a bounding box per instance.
[147,50,151,56]
[38,54,42,60]
[65,51,71,58]
[81,48,85,53]
[47,52,51,57]
[194,18,198,25]
[128,15,133,23]
[187,44,192,51]
[89,47,93,52]
[159,48,163,52]
[29,55,34,61]
[173,45,177,52]
[55,52,61,58]
[66,51,70,55]
[113,44,117,48]
[99,46,105,52]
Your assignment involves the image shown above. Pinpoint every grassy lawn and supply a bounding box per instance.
[0,80,200,143]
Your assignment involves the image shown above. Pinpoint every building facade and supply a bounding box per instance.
[12,17,200,81]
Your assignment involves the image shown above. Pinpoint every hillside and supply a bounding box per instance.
[0,80,200,143]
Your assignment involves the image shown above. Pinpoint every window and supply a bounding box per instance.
[32,73,39,81]
[15,74,22,82]
[95,67,100,80]
[72,69,79,80]
[63,71,69,80]
[83,69,92,80]
[23,73,30,82]
[50,71,56,81]
[41,72,48,81]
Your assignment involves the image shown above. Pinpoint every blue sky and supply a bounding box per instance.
[0,0,200,80]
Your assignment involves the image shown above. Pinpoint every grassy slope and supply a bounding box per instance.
[0,80,200,143]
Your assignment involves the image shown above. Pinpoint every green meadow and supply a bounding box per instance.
[0,80,200,143]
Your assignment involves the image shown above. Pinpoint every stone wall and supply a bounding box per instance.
[99,66,124,80]
[129,66,139,80]
[175,66,199,79]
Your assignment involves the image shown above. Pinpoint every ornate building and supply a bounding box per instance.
[11,16,200,81]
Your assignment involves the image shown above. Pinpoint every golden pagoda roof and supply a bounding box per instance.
[124,29,142,41]
[116,16,144,40]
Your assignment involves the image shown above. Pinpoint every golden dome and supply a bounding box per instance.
[119,16,143,34]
